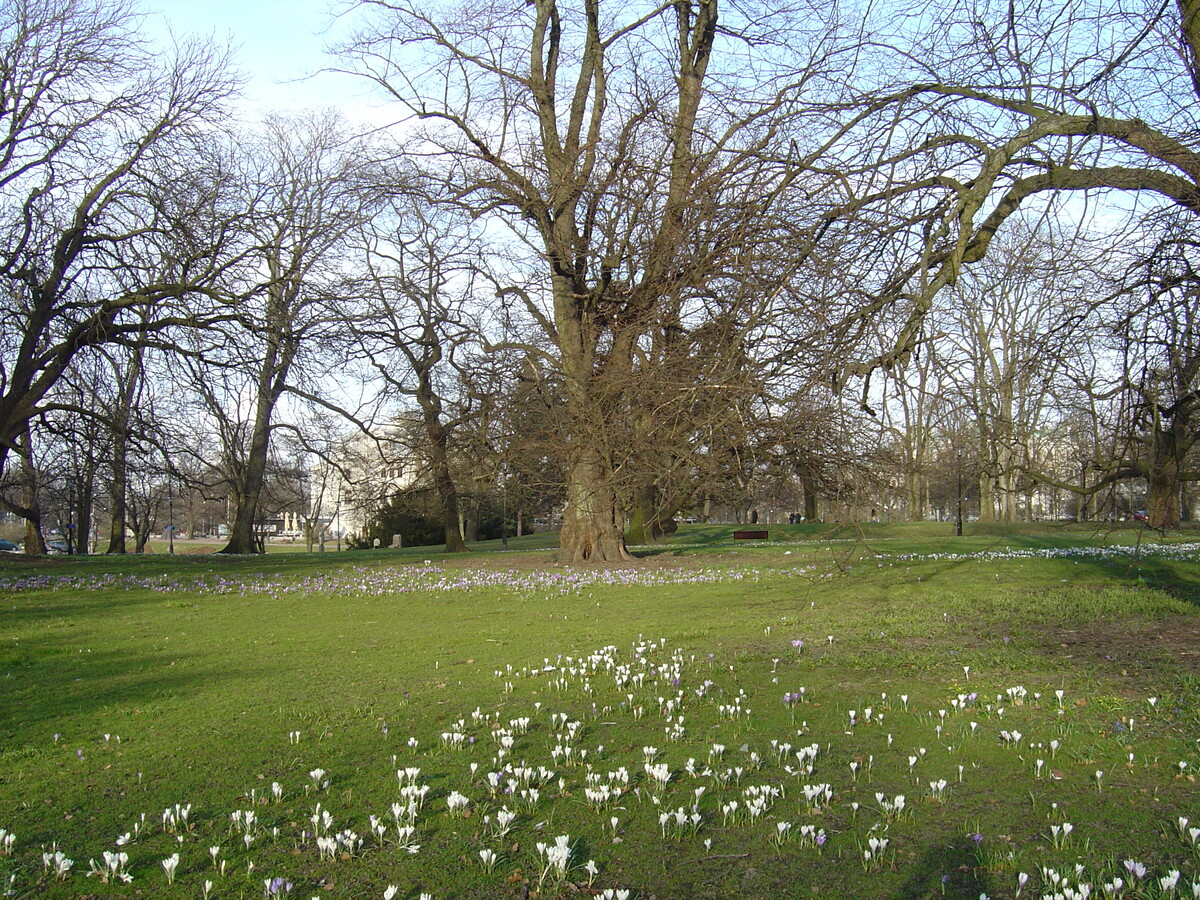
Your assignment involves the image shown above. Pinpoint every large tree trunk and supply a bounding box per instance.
[801,478,819,522]
[977,473,995,523]
[107,412,130,553]
[1142,411,1189,529]
[221,380,278,554]
[905,473,924,521]
[551,261,633,562]
[627,484,675,546]
[556,447,632,564]
[418,369,467,553]
[626,506,656,546]
[76,475,94,555]
[1147,465,1181,529]
[14,429,45,555]
[222,456,268,555]
[463,503,479,543]
[221,277,294,555]
[24,516,44,554]
[438,487,466,552]
[20,438,46,554]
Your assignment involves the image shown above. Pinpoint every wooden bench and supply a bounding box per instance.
[732,530,768,540]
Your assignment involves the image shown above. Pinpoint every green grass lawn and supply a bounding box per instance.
[1,524,1198,899]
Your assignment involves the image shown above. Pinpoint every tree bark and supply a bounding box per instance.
[107,425,129,552]
[19,450,45,554]
[626,507,654,546]
[550,247,634,562]
[75,474,94,555]
[430,437,467,552]
[23,516,43,554]
[107,345,144,554]
[220,325,285,554]
[627,488,665,545]
[1140,397,1191,529]
[414,332,467,553]
[221,415,272,555]
[556,447,632,563]
[905,473,925,521]
[1147,463,1182,529]
[16,429,45,555]
[802,479,819,522]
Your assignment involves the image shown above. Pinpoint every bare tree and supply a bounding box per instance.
[192,113,374,554]
[835,0,1200,381]
[614,306,771,543]
[340,0,858,562]
[878,339,949,521]
[0,1,240,477]
[936,221,1092,522]
[1093,214,1200,528]
[344,188,486,553]
[104,338,149,553]
[125,462,170,554]
[0,424,47,552]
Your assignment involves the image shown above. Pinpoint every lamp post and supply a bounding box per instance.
[956,447,964,537]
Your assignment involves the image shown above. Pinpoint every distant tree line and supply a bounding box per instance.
[1,0,1197,558]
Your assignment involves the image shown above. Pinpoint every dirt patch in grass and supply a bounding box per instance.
[1031,614,1200,679]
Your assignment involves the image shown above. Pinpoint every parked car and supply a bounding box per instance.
[46,539,69,553]
[0,539,19,553]
[1133,510,1148,522]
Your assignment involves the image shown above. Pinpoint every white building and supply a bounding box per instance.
[310,418,422,542]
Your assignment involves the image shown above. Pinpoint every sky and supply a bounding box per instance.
[148,0,376,119]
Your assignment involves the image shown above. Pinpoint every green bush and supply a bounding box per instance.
[349,489,444,549]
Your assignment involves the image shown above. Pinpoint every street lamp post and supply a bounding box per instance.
[956,447,964,537]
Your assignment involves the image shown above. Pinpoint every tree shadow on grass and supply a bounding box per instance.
[866,527,1200,614]
[0,585,189,627]
[0,635,262,741]
[1098,557,1200,611]
[893,837,993,900]
[630,523,853,556]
